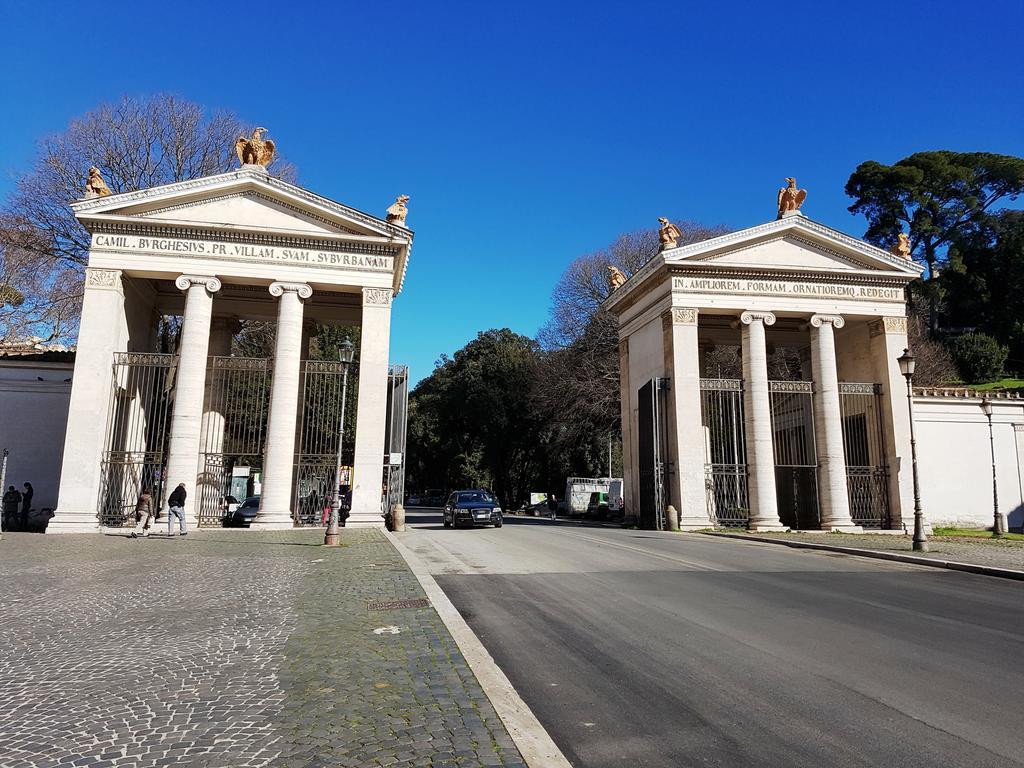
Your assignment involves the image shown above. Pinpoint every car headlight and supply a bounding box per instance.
[493,507,502,514]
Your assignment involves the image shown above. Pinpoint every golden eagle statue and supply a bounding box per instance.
[777,177,807,218]
[235,127,276,167]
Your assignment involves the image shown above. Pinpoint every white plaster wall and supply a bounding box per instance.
[913,398,1024,529]
[0,361,73,512]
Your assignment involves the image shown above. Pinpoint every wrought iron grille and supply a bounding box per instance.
[293,359,353,526]
[385,365,409,515]
[839,382,890,528]
[700,379,748,527]
[769,380,820,530]
[197,356,272,527]
[98,353,176,527]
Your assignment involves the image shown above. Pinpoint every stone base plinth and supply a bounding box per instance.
[345,514,386,529]
[250,513,295,530]
[45,512,101,534]
[823,524,864,533]
[749,523,791,532]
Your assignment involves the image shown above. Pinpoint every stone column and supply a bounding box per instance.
[254,282,312,529]
[349,287,393,527]
[663,308,712,528]
[163,275,222,530]
[740,311,786,531]
[809,314,860,531]
[49,269,128,533]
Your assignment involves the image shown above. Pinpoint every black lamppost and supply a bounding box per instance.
[979,398,1005,537]
[897,348,928,552]
[324,339,355,547]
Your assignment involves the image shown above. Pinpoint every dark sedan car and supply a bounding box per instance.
[230,496,260,527]
[443,490,503,529]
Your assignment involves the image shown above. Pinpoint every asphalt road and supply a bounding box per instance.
[397,509,1024,768]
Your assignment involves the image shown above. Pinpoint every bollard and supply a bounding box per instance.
[666,505,680,532]
[391,503,406,532]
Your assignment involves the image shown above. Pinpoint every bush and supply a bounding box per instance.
[947,333,1009,383]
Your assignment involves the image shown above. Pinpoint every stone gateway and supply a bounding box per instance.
[49,164,413,532]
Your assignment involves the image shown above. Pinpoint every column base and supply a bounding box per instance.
[251,511,295,530]
[679,516,715,531]
[346,512,386,529]
[822,524,864,533]
[749,522,790,532]
[46,511,101,534]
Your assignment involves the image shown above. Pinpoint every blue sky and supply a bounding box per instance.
[3,0,1022,383]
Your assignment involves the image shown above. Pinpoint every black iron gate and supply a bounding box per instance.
[637,377,669,530]
[840,382,891,528]
[98,353,176,527]
[700,378,749,527]
[769,380,820,529]
[384,365,409,515]
[293,360,352,526]
[197,356,272,527]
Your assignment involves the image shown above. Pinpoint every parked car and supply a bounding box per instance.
[424,489,445,507]
[406,493,422,506]
[220,495,240,514]
[230,496,260,527]
[443,490,503,529]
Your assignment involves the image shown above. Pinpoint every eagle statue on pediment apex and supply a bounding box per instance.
[235,128,276,167]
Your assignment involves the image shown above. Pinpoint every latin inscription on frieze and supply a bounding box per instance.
[672,276,903,302]
[92,234,393,272]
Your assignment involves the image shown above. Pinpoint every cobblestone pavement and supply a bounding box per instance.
[0,529,525,768]
[714,531,1024,570]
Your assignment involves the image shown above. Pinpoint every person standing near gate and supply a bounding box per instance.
[130,487,154,538]
[167,483,188,537]
[20,482,33,530]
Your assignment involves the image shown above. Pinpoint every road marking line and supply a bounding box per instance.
[386,530,573,768]
[556,530,726,571]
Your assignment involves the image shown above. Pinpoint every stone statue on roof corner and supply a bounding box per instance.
[658,218,682,250]
[777,177,807,218]
[891,232,912,259]
[235,128,276,167]
[386,195,410,226]
[607,265,627,291]
[84,167,112,198]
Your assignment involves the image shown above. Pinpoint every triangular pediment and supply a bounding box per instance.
[123,190,364,237]
[663,216,922,277]
[71,167,411,243]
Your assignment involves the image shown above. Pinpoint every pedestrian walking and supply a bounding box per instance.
[20,482,33,531]
[130,487,154,538]
[546,493,558,521]
[3,485,22,530]
[167,483,188,536]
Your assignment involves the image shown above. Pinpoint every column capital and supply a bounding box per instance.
[665,307,698,325]
[363,287,393,307]
[809,313,845,329]
[175,274,222,293]
[740,310,776,326]
[85,267,123,292]
[269,281,313,299]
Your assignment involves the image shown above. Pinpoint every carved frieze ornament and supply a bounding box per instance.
[84,167,112,198]
[235,128,276,167]
[363,287,393,306]
[85,268,120,289]
[607,265,627,290]
[670,308,698,325]
[777,177,807,218]
[868,316,908,337]
[386,195,410,226]
[658,217,682,249]
[891,232,912,259]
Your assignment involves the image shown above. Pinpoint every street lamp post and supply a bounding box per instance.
[897,348,928,552]
[979,398,1005,537]
[324,339,355,547]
